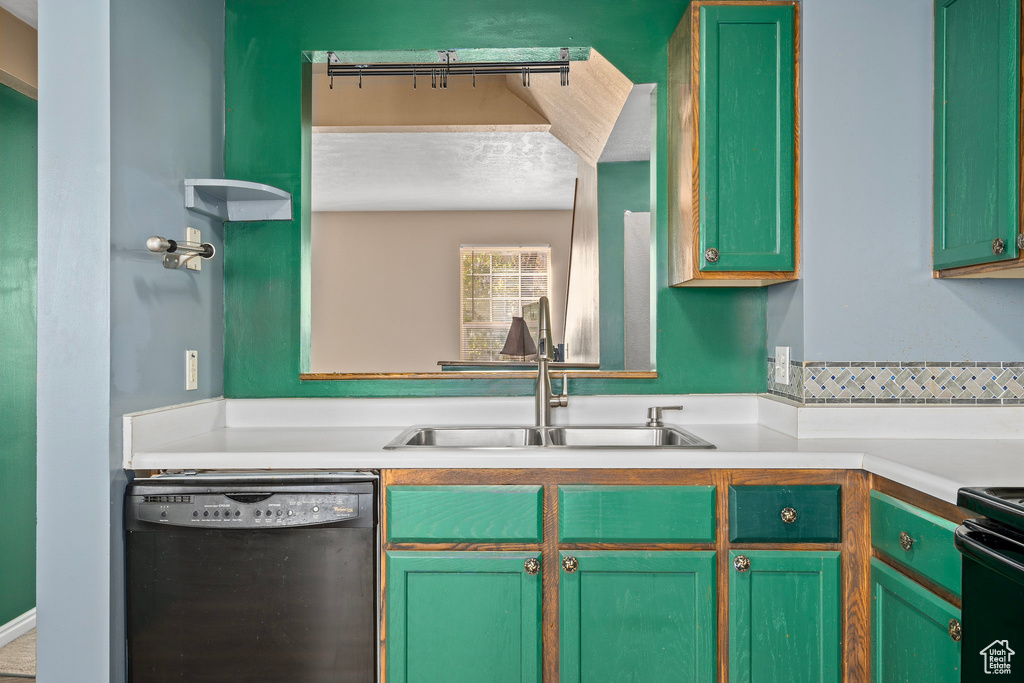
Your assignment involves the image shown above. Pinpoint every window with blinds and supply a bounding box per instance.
[460,246,552,361]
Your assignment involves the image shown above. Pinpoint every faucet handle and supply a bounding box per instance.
[647,405,685,427]
[551,374,569,408]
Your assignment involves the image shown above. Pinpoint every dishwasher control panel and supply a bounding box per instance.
[132,493,360,528]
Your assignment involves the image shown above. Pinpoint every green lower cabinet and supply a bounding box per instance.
[729,550,841,683]
[871,559,961,683]
[386,551,542,683]
[560,551,717,683]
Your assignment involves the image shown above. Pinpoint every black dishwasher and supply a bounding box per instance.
[126,472,377,682]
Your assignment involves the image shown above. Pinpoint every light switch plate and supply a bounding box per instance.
[185,228,201,271]
[185,350,198,390]
[774,346,791,384]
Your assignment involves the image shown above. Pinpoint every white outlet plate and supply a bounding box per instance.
[186,227,201,271]
[185,350,198,390]
[774,346,791,384]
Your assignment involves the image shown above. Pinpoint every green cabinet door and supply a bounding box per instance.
[934,0,1020,270]
[560,551,717,683]
[729,550,841,683]
[699,4,796,273]
[386,551,542,683]
[871,559,961,683]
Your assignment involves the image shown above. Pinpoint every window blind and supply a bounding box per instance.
[460,246,552,361]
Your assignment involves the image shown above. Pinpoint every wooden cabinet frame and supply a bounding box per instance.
[380,468,868,682]
[668,1,802,287]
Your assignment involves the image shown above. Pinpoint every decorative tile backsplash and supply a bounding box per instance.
[767,359,1024,405]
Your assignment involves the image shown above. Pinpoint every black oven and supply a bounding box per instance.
[956,487,1024,682]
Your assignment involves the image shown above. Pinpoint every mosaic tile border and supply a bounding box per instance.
[767,360,1024,405]
[767,357,804,402]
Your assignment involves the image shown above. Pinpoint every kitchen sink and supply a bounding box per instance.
[384,425,715,450]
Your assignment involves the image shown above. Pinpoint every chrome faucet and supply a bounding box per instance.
[535,296,568,427]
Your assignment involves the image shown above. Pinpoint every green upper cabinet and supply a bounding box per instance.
[729,550,841,683]
[386,551,542,683]
[669,1,799,287]
[871,559,961,683]
[560,551,717,683]
[934,0,1023,276]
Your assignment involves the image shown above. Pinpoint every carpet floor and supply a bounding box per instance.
[0,628,35,678]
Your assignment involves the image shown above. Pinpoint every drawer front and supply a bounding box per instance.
[729,485,842,543]
[558,485,716,543]
[387,485,543,543]
[870,490,961,597]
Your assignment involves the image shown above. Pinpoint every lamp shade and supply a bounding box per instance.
[500,317,537,358]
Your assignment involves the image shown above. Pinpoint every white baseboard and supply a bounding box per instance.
[0,608,35,649]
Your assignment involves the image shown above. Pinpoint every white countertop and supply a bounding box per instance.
[126,400,1024,505]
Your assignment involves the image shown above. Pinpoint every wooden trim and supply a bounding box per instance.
[728,542,842,551]
[300,370,658,381]
[379,471,390,683]
[386,542,543,551]
[872,548,962,610]
[542,484,559,682]
[384,468,721,486]
[934,255,1024,278]
[869,474,971,524]
[841,470,871,682]
[558,542,717,551]
[714,470,731,682]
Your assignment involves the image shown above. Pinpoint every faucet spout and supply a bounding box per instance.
[535,296,568,428]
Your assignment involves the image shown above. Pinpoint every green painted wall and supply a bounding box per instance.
[0,84,38,624]
[598,161,650,371]
[224,0,767,397]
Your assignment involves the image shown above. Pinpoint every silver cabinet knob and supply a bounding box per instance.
[899,531,914,551]
[562,556,579,573]
[780,507,798,524]
[524,558,540,575]
[993,238,1006,255]
[734,555,751,572]
[705,247,720,263]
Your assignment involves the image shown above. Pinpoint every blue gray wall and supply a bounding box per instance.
[37,0,113,679]
[767,0,1024,362]
[37,1,225,679]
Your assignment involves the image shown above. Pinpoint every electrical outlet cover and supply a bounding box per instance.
[774,346,791,384]
[186,350,198,390]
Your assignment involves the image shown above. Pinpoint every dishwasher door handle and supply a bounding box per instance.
[954,520,1024,588]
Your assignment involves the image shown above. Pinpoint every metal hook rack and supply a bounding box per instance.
[325,48,571,91]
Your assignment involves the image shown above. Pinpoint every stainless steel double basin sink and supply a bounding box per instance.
[384,425,715,450]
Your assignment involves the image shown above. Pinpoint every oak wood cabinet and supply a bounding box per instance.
[668,1,800,287]
[867,484,967,683]
[933,0,1024,277]
[381,470,863,682]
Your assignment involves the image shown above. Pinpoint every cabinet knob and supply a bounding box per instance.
[1018,234,1024,251]
[733,555,751,573]
[524,558,541,575]
[948,618,962,642]
[899,531,914,551]
[704,248,720,263]
[780,507,798,524]
[562,556,579,573]
[993,238,1006,255]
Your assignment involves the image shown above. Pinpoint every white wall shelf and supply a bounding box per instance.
[184,178,292,222]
